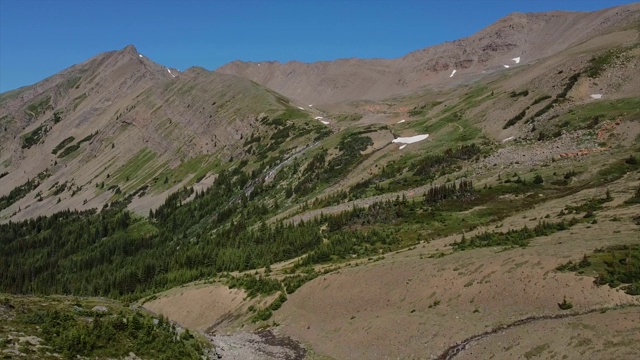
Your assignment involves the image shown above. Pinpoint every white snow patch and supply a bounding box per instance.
[297,107,304,110]
[321,120,330,125]
[392,134,429,144]
[139,54,143,58]
[309,104,313,107]
[590,94,603,99]
[503,65,510,68]
[314,116,323,120]
[502,136,515,143]
[167,68,176,78]
[450,69,457,78]
[398,119,406,123]
[512,57,521,64]
[399,144,407,150]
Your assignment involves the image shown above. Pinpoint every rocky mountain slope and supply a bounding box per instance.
[0,45,326,222]
[217,3,640,106]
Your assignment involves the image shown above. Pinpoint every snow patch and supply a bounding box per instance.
[512,57,521,64]
[321,120,330,125]
[314,116,323,120]
[392,134,429,145]
[398,119,406,123]
[450,69,457,78]
[399,144,407,150]
[167,68,176,78]
[503,65,510,68]
[590,94,603,99]
[139,54,143,58]
[297,106,304,110]
[502,136,515,143]
[308,104,313,107]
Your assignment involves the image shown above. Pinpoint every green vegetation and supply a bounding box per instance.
[504,109,527,129]
[334,113,364,122]
[227,274,282,298]
[57,131,98,158]
[0,170,50,211]
[557,244,640,295]
[25,95,51,119]
[327,144,481,203]
[52,110,63,124]
[558,296,573,310]
[293,131,372,197]
[21,124,49,149]
[509,90,529,98]
[540,98,640,139]
[452,219,576,251]
[0,295,206,359]
[596,154,640,182]
[586,48,624,78]
[52,136,75,155]
[531,95,552,106]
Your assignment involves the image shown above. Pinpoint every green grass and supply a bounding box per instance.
[334,113,364,122]
[25,95,51,119]
[596,155,640,183]
[558,98,640,129]
[149,155,220,192]
[109,148,157,189]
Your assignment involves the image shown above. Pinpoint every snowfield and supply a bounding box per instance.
[392,134,429,145]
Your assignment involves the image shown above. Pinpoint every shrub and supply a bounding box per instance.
[558,296,573,310]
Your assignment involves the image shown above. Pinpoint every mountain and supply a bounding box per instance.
[0,45,325,222]
[217,3,640,106]
[2,3,640,360]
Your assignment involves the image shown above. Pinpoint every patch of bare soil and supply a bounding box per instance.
[143,284,247,332]
[454,306,640,360]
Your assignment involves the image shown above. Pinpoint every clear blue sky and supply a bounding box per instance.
[0,0,636,92]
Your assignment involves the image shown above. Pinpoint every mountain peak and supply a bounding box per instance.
[120,44,139,55]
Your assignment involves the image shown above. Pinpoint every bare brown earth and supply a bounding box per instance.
[143,283,249,333]
[454,307,640,360]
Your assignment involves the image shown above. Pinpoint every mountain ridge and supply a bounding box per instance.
[216,3,640,106]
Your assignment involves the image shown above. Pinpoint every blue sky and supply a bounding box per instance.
[0,0,636,92]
